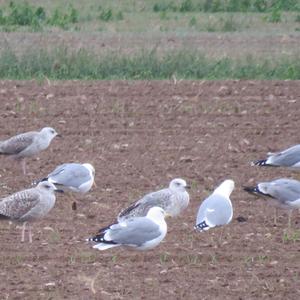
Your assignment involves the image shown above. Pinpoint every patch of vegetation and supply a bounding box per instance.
[0,46,299,80]
[267,8,282,22]
[47,6,79,29]
[0,1,45,31]
[200,15,239,32]
[153,0,300,13]
[282,230,300,243]
[0,1,79,30]
[98,6,124,22]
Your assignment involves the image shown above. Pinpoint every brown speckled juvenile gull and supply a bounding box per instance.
[118,178,190,222]
[0,181,60,243]
[0,127,60,174]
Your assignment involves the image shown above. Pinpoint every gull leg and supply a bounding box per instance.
[273,207,277,226]
[69,194,77,211]
[21,222,27,242]
[288,210,293,229]
[28,224,33,243]
[21,159,27,175]
[218,227,225,247]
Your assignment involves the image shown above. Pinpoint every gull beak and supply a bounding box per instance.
[93,180,97,188]
[185,185,191,189]
[54,188,64,193]
[165,212,172,218]
[56,134,62,138]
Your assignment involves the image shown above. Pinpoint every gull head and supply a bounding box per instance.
[257,182,271,194]
[169,178,189,192]
[40,127,60,141]
[146,207,166,221]
[36,181,58,193]
[83,163,95,177]
[214,179,235,197]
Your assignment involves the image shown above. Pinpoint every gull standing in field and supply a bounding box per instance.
[251,144,300,168]
[37,163,96,210]
[117,178,190,222]
[0,127,60,174]
[244,178,300,227]
[195,180,234,231]
[0,181,62,243]
[87,207,167,251]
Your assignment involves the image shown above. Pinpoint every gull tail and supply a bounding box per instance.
[194,220,209,231]
[92,243,120,250]
[86,232,119,251]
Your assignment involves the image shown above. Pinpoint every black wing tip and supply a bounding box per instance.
[97,224,112,234]
[0,214,10,220]
[243,186,274,199]
[88,235,104,243]
[87,233,117,245]
[251,159,269,167]
[194,221,209,231]
[243,186,257,194]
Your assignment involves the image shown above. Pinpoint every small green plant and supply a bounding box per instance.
[159,11,169,20]
[267,8,282,22]
[282,230,300,243]
[99,8,113,22]
[116,11,124,21]
[68,255,76,265]
[189,16,197,27]
[180,0,194,12]
[209,254,218,264]
[153,2,177,12]
[29,99,39,114]
[159,252,170,264]
[220,15,238,31]
[47,5,78,29]
[203,0,222,12]
[49,228,61,243]
[185,254,201,265]
[79,252,97,264]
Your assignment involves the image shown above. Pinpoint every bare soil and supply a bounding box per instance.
[0,80,300,300]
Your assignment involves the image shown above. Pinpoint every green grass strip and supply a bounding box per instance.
[0,46,299,80]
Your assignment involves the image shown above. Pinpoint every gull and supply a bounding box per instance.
[0,181,62,243]
[244,178,300,227]
[195,180,234,231]
[251,144,300,168]
[0,127,60,174]
[37,163,95,210]
[117,178,190,222]
[87,207,167,251]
